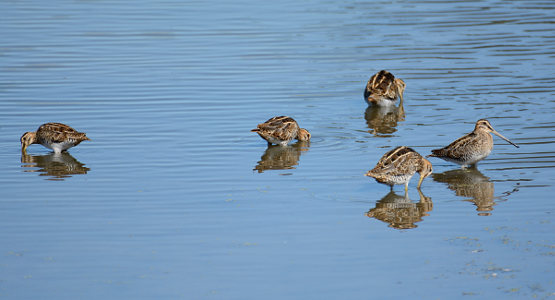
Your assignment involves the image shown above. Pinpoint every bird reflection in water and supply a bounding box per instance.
[21,152,90,181]
[253,142,309,173]
[366,189,432,229]
[364,104,405,136]
[432,167,496,216]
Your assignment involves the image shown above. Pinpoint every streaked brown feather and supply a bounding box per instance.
[37,123,89,144]
[369,146,421,178]
[427,119,517,167]
[430,132,487,160]
[364,70,405,104]
[252,116,309,145]
[366,146,432,189]
[21,122,90,153]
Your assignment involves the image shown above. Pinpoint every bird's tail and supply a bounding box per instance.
[365,169,377,178]
[426,149,443,158]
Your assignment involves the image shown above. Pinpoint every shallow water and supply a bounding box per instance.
[1,0,554,299]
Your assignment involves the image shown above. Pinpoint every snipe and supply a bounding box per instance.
[428,119,519,168]
[364,70,406,106]
[251,116,310,146]
[21,123,90,154]
[366,146,433,192]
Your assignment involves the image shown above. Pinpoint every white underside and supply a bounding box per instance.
[466,150,491,165]
[265,136,291,146]
[441,149,491,167]
[366,96,397,107]
[42,141,74,153]
[374,174,414,186]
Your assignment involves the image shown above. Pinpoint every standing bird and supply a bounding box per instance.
[251,116,310,146]
[21,122,91,154]
[428,119,519,168]
[366,146,433,192]
[364,70,406,106]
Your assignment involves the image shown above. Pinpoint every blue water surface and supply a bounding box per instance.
[0,0,554,299]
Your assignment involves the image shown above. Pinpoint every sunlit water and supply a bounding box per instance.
[1,0,554,299]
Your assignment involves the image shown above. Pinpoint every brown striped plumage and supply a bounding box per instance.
[366,146,433,192]
[364,70,406,105]
[21,122,90,154]
[251,116,311,146]
[428,119,519,168]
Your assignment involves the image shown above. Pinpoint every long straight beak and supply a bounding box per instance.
[417,174,425,189]
[492,130,519,148]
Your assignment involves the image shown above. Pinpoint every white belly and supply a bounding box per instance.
[465,150,491,165]
[376,174,414,186]
[265,136,291,146]
[367,96,397,107]
[43,141,74,153]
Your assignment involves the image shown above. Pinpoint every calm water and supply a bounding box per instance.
[1,0,554,299]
